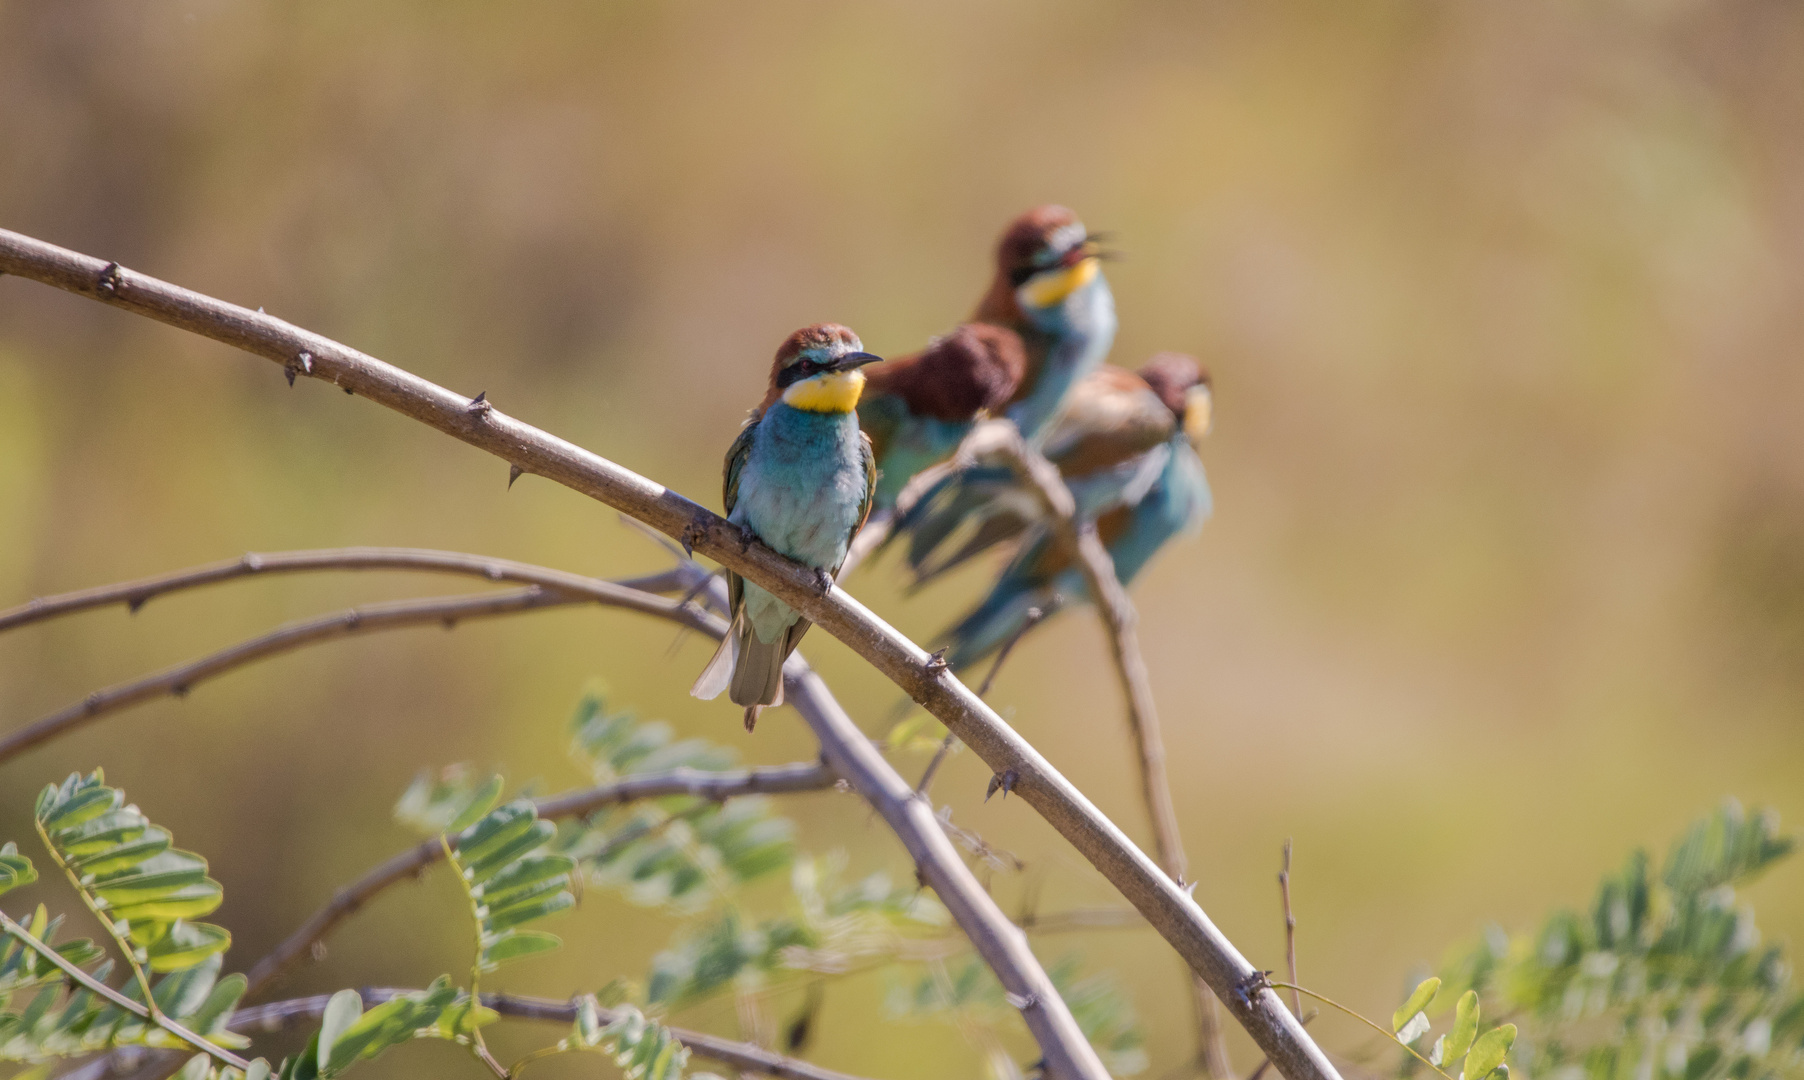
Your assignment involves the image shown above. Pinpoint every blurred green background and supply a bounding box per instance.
[2,1,1802,1077]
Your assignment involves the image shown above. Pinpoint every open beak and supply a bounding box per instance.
[830,351,884,372]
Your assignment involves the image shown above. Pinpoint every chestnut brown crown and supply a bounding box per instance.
[1137,353,1211,420]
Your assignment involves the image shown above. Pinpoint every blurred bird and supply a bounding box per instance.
[857,322,1026,511]
[875,206,1117,568]
[691,324,881,729]
[976,204,1118,443]
[899,353,1212,585]
[932,353,1214,669]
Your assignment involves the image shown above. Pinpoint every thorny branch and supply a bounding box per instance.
[978,422,1230,1077]
[0,226,1339,1080]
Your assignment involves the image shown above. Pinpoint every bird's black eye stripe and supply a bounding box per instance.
[776,357,823,388]
[1008,266,1038,288]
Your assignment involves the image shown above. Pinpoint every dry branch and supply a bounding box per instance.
[979,423,1230,1076]
[244,760,837,996]
[0,227,1338,1080]
[62,985,877,1080]
[0,547,691,634]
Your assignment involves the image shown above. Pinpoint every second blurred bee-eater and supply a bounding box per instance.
[691,324,881,729]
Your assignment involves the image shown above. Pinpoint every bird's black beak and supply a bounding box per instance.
[831,351,884,372]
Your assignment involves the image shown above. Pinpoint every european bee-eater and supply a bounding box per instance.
[899,354,1210,584]
[933,353,1214,669]
[857,322,1025,510]
[977,205,1117,443]
[691,324,882,729]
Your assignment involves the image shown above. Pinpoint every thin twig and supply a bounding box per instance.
[0,546,691,635]
[0,588,570,764]
[0,909,253,1072]
[0,577,718,766]
[1281,839,1301,1018]
[982,422,1230,1078]
[0,227,1339,1080]
[244,760,835,996]
[1265,982,1456,1080]
[78,986,880,1080]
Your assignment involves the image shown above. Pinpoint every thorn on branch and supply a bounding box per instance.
[985,769,1019,802]
[924,648,949,676]
[310,940,327,963]
[467,391,492,417]
[1231,969,1273,1011]
[343,610,362,630]
[284,351,313,387]
[508,464,524,489]
[126,596,147,614]
[1005,991,1040,1011]
[242,553,265,572]
[679,515,709,557]
[96,262,121,296]
[172,684,189,698]
[343,385,354,395]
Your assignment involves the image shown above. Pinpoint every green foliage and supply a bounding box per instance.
[274,981,459,1080]
[398,691,795,912]
[443,800,577,974]
[35,771,231,974]
[562,1000,709,1080]
[888,955,1149,1077]
[646,857,945,1008]
[561,690,794,910]
[1423,802,1802,1080]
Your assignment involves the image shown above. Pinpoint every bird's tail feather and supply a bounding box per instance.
[943,584,1057,671]
[690,611,743,700]
[728,619,791,708]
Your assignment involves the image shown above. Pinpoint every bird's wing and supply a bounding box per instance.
[723,416,759,517]
[722,416,760,616]
[1043,374,1174,479]
[847,430,877,557]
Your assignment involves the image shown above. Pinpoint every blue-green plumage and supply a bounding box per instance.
[691,324,878,726]
[940,431,1211,669]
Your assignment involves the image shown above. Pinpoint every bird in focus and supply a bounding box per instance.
[857,322,1026,512]
[932,353,1215,669]
[691,324,881,730]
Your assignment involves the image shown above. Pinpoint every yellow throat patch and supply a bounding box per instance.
[1021,255,1100,309]
[781,369,866,413]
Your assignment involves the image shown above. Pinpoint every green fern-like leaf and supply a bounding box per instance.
[1425,802,1803,1080]
[34,771,230,974]
[274,979,459,1080]
[444,800,576,973]
[568,1003,690,1080]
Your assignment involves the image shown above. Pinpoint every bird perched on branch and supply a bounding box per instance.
[977,204,1118,444]
[932,353,1214,669]
[691,324,881,730]
[857,323,1025,511]
[877,206,1117,567]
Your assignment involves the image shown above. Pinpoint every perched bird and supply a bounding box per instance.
[879,206,1118,567]
[898,357,1194,584]
[857,323,1026,511]
[933,353,1214,669]
[976,204,1118,444]
[691,324,882,729]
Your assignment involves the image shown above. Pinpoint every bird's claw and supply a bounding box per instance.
[813,567,836,595]
[737,525,755,554]
[985,768,1019,802]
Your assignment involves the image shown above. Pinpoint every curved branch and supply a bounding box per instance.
[244,760,837,996]
[61,985,877,1080]
[1,227,1337,1080]
[0,572,717,765]
[0,547,691,634]
[981,424,1230,1076]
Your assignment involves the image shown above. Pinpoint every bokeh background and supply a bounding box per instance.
[3,2,1803,1077]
